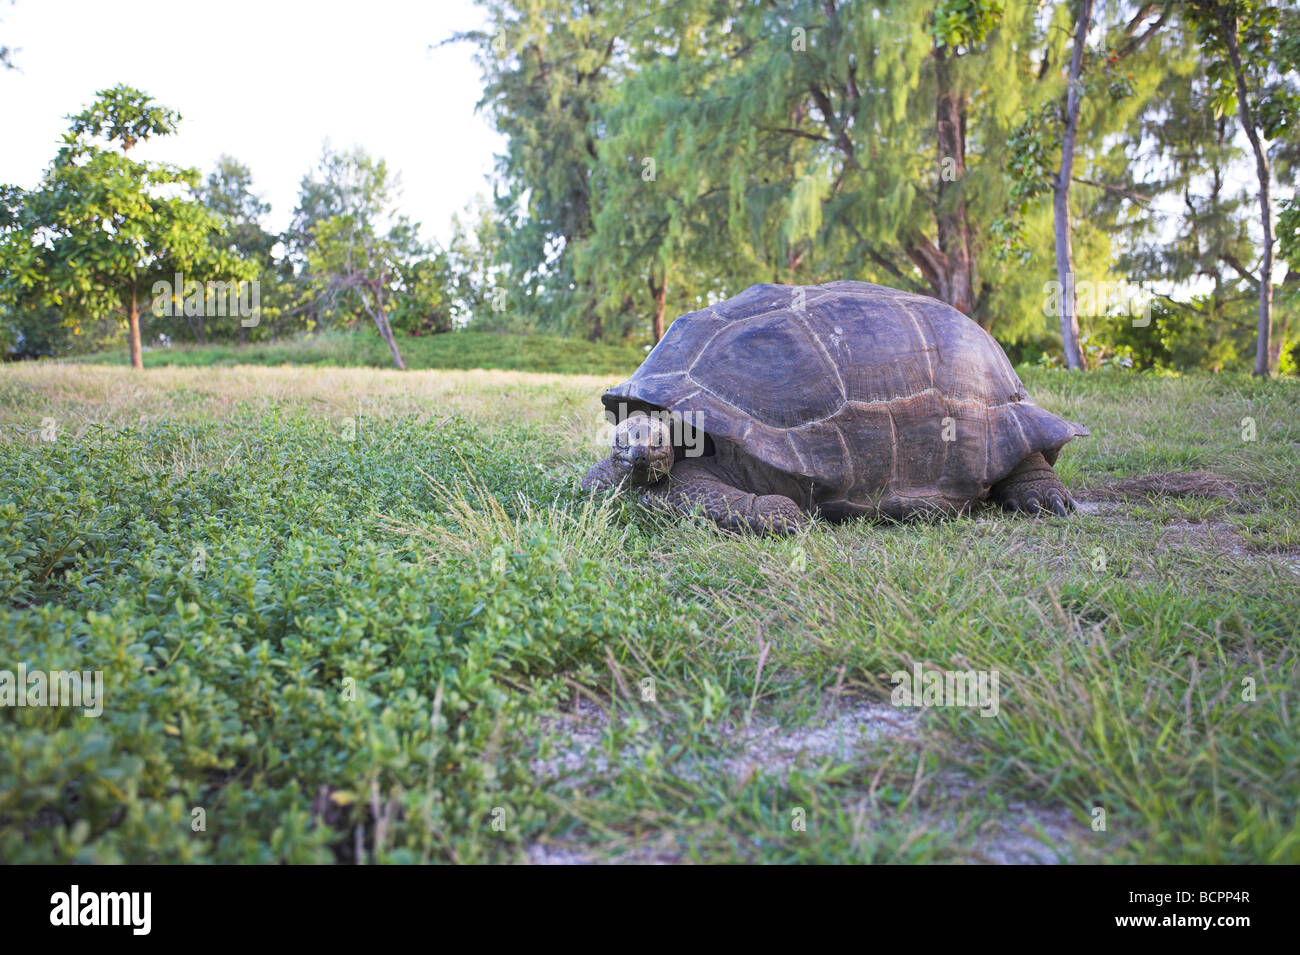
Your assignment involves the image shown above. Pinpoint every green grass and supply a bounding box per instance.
[1,361,1297,863]
[68,329,647,377]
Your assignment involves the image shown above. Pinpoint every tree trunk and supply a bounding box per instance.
[127,284,143,370]
[1053,0,1093,371]
[365,277,406,370]
[933,49,975,315]
[1217,3,1274,376]
[377,317,405,369]
[900,46,977,317]
[651,276,667,343]
[377,314,406,370]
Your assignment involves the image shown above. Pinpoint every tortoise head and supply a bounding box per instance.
[611,412,675,485]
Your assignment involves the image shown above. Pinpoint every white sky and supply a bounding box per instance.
[0,0,504,245]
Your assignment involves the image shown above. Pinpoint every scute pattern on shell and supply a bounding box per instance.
[602,281,1089,515]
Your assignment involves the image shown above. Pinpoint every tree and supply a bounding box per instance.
[1188,0,1300,375]
[196,156,277,345]
[1111,21,1264,372]
[200,156,274,265]
[445,197,507,330]
[293,148,431,369]
[1050,2,1170,370]
[455,0,630,337]
[288,145,391,257]
[578,1,1037,334]
[0,86,251,369]
[307,213,414,369]
[460,0,1293,370]
[575,2,740,343]
[1051,0,1097,370]
[993,2,1176,369]
[388,255,455,336]
[573,1,1130,346]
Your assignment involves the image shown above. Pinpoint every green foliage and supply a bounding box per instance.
[932,0,1005,50]
[452,1,624,335]
[388,256,456,336]
[1170,1,1300,373]
[1189,0,1298,134]
[69,329,646,376]
[466,0,1192,349]
[1094,296,1258,372]
[1,304,71,359]
[993,104,1063,264]
[0,412,697,861]
[1279,195,1300,269]
[446,197,509,331]
[200,157,276,269]
[5,3,1297,372]
[459,0,1294,369]
[575,7,735,342]
[65,84,181,150]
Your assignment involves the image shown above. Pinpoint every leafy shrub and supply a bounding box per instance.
[0,413,693,862]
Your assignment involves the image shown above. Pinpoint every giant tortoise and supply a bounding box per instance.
[582,281,1088,534]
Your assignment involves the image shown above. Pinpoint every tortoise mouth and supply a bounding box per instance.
[612,446,673,484]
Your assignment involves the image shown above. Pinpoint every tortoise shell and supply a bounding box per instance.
[601,281,1088,519]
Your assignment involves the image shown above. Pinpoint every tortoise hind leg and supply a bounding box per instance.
[991,452,1073,516]
[643,461,807,535]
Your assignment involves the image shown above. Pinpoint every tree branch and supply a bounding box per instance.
[759,126,829,142]
[1114,2,1171,61]
[1072,176,1151,205]
[1221,252,1261,288]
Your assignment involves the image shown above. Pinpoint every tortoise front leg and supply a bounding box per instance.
[581,455,626,491]
[642,461,807,535]
[991,452,1074,516]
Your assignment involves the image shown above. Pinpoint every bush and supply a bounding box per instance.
[0,414,694,862]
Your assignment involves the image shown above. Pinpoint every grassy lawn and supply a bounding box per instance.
[67,329,648,377]
[1,360,1297,863]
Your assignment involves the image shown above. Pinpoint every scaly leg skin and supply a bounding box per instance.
[581,455,625,491]
[991,452,1074,516]
[641,461,808,535]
